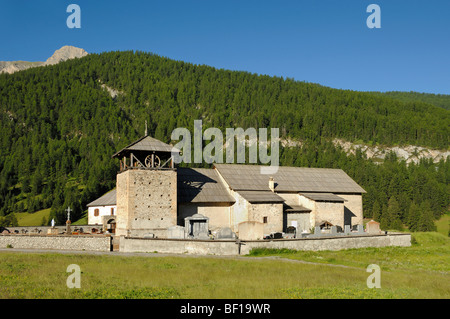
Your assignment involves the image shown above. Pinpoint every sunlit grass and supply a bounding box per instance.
[0,232,448,299]
[249,232,450,273]
[15,208,51,226]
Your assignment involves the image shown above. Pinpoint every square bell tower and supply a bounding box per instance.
[112,134,179,237]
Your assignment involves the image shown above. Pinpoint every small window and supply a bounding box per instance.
[94,209,99,217]
[111,207,114,215]
[263,216,268,224]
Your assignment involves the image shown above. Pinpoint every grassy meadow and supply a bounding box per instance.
[15,208,51,226]
[0,232,448,299]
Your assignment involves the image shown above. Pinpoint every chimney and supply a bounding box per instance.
[269,177,275,192]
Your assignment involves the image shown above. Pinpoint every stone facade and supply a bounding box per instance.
[247,202,283,235]
[178,203,231,231]
[224,187,283,235]
[284,212,311,233]
[339,193,363,227]
[114,168,363,237]
[314,201,345,229]
[297,194,346,229]
[116,169,177,237]
[297,194,315,229]
[108,148,365,240]
[237,221,264,240]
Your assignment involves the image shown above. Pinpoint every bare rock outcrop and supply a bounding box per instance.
[0,46,88,74]
[44,46,88,66]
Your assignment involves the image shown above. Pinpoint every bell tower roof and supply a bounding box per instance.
[112,134,180,171]
[112,135,179,159]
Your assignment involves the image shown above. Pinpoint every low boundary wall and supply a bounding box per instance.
[5,225,104,234]
[0,233,411,255]
[119,233,411,255]
[0,234,112,252]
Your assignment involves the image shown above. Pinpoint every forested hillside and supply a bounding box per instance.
[369,91,450,111]
[0,50,448,229]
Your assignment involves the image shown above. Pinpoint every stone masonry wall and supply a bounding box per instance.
[315,201,345,229]
[0,234,111,251]
[338,194,364,227]
[119,233,411,255]
[248,202,283,235]
[116,170,130,236]
[116,169,177,237]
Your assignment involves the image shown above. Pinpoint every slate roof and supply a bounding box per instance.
[300,192,347,202]
[177,168,235,204]
[236,190,285,203]
[214,164,366,194]
[112,135,179,158]
[87,163,364,208]
[284,204,311,212]
[87,189,116,207]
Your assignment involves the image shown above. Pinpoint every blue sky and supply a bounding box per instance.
[1,0,449,94]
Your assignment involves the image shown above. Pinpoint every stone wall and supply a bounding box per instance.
[0,234,111,252]
[228,188,249,233]
[240,233,411,254]
[338,194,363,227]
[0,232,411,255]
[298,194,316,229]
[119,236,239,255]
[116,169,177,237]
[119,233,411,256]
[6,225,104,234]
[315,201,344,229]
[248,202,283,235]
[285,212,311,233]
[116,169,130,236]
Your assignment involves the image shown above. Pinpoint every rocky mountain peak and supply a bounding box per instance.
[45,46,88,65]
[0,46,88,74]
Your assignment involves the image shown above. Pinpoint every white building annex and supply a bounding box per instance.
[86,189,117,229]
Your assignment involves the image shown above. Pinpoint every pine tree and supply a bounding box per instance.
[418,201,436,232]
[387,196,403,231]
[372,200,381,222]
[407,201,421,232]
[380,204,389,230]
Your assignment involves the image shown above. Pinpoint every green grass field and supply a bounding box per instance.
[15,208,51,226]
[15,208,88,226]
[435,213,450,237]
[0,232,448,299]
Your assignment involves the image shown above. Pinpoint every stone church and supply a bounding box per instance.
[87,134,366,239]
